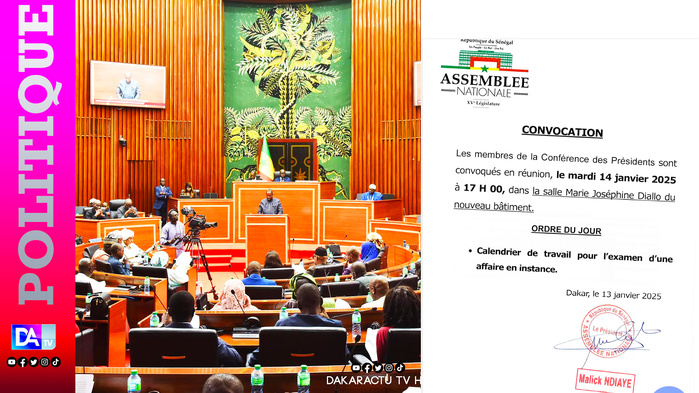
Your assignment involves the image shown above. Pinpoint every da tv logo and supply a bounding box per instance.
[12,325,56,350]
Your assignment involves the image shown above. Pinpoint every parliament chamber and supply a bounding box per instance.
[75,0,421,391]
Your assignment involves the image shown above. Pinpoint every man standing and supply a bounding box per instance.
[242,262,276,286]
[114,198,138,218]
[116,72,141,99]
[84,198,107,220]
[161,209,186,258]
[153,178,173,225]
[165,292,244,367]
[257,189,283,214]
[360,184,383,201]
[273,169,292,182]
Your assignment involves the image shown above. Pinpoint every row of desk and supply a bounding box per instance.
[76,182,421,268]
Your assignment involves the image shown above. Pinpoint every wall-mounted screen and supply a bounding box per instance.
[90,61,166,109]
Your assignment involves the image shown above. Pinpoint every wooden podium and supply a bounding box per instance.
[245,214,289,265]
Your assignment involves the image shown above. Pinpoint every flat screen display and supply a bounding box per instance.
[90,60,166,109]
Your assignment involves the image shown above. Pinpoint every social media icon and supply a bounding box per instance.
[51,357,61,367]
[18,357,28,368]
[384,363,394,373]
[40,357,50,367]
[362,362,372,373]
[395,363,405,373]
[29,357,38,367]
[373,363,383,373]
[11,324,56,350]
[351,364,361,373]
[7,357,17,367]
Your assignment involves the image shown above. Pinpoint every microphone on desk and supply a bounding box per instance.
[330,308,378,320]
[231,288,261,329]
[76,309,87,374]
[337,333,362,393]
[289,238,295,263]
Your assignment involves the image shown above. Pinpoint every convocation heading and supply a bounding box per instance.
[422,39,698,392]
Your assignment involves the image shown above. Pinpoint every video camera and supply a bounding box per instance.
[180,207,217,230]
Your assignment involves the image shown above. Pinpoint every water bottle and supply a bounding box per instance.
[297,364,310,393]
[150,311,160,327]
[403,240,408,249]
[410,261,416,273]
[127,370,141,393]
[352,309,361,338]
[366,291,373,303]
[402,266,408,277]
[334,273,340,282]
[328,250,333,262]
[279,307,288,320]
[196,281,203,297]
[85,293,92,317]
[251,364,264,393]
[144,276,150,295]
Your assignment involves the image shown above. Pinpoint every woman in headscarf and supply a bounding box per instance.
[212,279,259,311]
[121,228,144,265]
[360,232,384,262]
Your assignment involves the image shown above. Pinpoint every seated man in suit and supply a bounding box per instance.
[107,243,131,275]
[360,184,383,201]
[249,284,348,365]
[242,261,276,286]
[113,198,138,219]
[84,198,107,220]
[351,262,377,295]
[273,168,292,182]
[166,291,244,367]
[75,258,107,293]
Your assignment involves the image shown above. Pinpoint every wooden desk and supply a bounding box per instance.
[218,331,369,348]
[139,308,383,332]
[75,217,162,246]
[77,364,421,393]
[320,200,404,245]
[369,220,421,251]
[91,272,168,327]
[249,291,421,310]
[245,214,289,264]
[233,181,328,244]
[75,296,127,367]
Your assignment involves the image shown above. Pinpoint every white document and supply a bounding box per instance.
[422,37,698,392]
[75,374,94,393]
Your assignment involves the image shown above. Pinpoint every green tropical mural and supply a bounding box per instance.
[223,1,351,199]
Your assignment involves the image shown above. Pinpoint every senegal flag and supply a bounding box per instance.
[258,136,275,181]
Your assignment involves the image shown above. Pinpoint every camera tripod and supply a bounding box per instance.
[182,229,219,300]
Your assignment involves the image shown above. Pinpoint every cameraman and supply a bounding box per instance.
[160,209,185,257]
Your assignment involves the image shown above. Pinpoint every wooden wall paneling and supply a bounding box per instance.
[351,0,421,215]
[76,0,224,212]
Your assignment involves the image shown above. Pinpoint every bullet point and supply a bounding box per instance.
[469,249,472,252]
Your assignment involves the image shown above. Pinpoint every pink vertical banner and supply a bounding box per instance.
[0,1,75,391]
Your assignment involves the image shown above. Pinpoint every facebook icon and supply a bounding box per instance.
[12,325,56,350]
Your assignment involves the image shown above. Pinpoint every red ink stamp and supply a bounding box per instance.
[581,304,634,358]
[576,368,636,393]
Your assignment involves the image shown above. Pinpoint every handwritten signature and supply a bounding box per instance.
[554,321,661,351]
